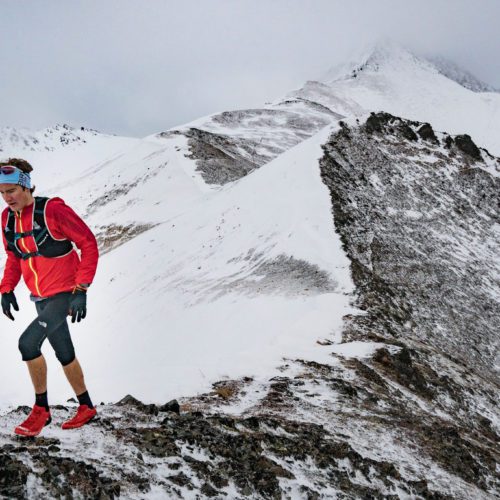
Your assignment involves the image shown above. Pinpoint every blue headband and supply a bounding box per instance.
[0,167,32,189]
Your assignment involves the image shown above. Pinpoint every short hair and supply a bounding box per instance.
[0,158,36,193]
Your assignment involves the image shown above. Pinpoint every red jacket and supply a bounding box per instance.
[0,197,99,298]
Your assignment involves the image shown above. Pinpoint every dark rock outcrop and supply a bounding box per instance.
[454,134,482,160]
[417,123,439,143]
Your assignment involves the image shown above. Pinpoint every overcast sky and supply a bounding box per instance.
[1,0,499,137]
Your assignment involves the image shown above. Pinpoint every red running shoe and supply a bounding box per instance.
[14,405,52,437]
[61,405,97,429]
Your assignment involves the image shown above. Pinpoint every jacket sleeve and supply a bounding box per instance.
[46,198,99,286]
[0,211,22,294]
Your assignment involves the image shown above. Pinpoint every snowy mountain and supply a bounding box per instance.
[0,43,499,498]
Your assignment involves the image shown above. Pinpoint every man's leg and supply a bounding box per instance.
[15,342,52,435]
[19,294,69,399]
[44,299,97,428]
[60,356,97,429]
[46,310,95,409]
[18,301,57,413]
[26,355,48,394]
[62,357,86,396]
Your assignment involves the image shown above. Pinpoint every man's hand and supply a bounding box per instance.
[1,291,19,321]
[68,288,87,323]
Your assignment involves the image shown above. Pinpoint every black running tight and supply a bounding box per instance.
[18,292,76,366]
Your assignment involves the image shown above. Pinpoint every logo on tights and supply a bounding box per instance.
[38,321,48,328]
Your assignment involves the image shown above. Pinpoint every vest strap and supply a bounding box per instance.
[34,228,48,244]
[14,231,34,240]
[21,251,41,260]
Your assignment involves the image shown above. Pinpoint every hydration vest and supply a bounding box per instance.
[3,197,74,260]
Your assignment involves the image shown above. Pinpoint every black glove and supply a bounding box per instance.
[68,288,87,323]
[1,291,19,321]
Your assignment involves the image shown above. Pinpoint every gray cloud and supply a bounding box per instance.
[1,0,498,137]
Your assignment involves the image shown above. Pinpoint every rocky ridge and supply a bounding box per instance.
[321,112,499,375]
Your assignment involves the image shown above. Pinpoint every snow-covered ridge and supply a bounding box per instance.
[149,99,346,185]
[0,126,142,197]
[0,124,102,154]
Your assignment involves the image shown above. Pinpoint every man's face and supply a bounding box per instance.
[0,184,32,211]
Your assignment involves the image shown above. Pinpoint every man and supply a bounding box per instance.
[0,158,99,437]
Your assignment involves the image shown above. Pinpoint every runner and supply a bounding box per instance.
[0,158,99,436]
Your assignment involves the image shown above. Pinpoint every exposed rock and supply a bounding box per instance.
[417,123,439,143]
[116,394,143,406]
[94,222,158,254]
[365,111,391,133]
[211,253,338,299]
[398,122,418,141]
[0,453,29,498]
[454,134,482,160]
[185,127,260,184]
[116,394,158,415]
[373,347,433,399]
[159,399,180,414]
[36,455,120,498]
[444,135,454,148]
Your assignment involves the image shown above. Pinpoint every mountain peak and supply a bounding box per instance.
[362,39,420,65]
[321,40,496,94]
[320,41,428,83]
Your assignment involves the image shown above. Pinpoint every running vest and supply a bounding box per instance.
[3,197,73,260]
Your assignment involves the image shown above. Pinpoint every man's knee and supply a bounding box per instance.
[55,349,76,367]
[18,331,42,361]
